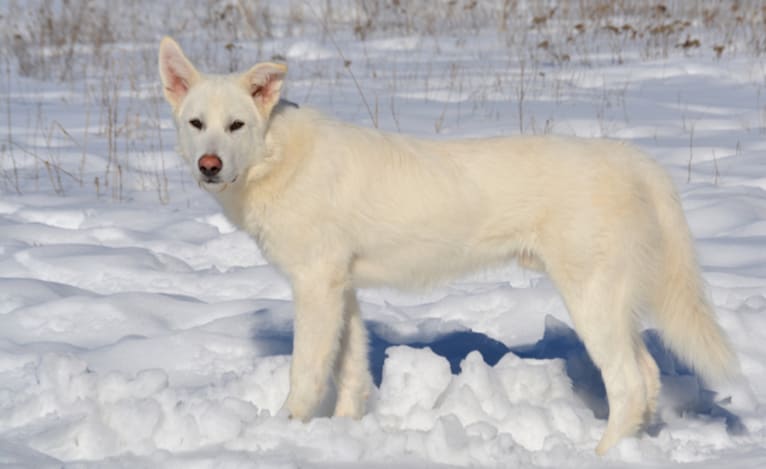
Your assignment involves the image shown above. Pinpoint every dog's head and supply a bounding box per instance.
[158,37,286,192]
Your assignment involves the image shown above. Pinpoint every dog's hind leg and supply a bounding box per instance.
[552,264,650,455]
[637,340,660,419]
[333,290,371,418]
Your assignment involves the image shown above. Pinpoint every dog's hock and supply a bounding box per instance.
[241,62,287,121]
[158,37,200,110]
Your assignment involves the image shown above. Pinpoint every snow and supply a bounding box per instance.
[1,1,766,467]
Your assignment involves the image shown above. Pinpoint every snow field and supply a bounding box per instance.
[2,1,766,467]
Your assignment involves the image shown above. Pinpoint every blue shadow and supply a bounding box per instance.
[249,308,744,435]
[367,315,745,435]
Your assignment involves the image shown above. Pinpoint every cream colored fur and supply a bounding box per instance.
[159,37,738,455]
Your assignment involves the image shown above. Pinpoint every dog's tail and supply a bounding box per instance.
[648,166,738,384]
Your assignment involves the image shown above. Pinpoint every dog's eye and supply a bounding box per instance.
[189,118,203,130]
[229,120,245,132]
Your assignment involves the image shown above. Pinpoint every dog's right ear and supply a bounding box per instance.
[158,37,200,111]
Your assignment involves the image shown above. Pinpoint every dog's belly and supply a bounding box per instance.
[349,238,509,289]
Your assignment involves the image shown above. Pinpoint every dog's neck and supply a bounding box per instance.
[212,105,311,233]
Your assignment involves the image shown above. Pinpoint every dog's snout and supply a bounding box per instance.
[198,154,223,178]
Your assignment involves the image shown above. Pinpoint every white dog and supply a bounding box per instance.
[158,37,737,454]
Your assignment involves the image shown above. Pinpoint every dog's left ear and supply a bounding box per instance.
[241,62,287,121]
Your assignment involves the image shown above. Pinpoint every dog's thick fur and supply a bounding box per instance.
[159,37,737,454]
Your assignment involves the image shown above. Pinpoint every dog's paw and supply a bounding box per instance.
[333,381,369,419]
[284,387,320,421]
[274,406,292,420]
[333,399,365,419]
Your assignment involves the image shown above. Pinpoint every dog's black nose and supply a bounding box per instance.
[198,154,222,177]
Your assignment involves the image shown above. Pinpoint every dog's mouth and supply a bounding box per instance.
[199,175,238,192]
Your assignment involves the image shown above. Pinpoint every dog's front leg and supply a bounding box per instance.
[333,289,371,418]
[284,264,349,421]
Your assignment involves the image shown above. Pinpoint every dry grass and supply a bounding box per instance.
[1,0,765,199]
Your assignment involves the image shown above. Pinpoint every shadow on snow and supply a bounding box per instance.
[250,311,745,435]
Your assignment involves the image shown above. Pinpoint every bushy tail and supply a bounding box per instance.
[649,171,738,384]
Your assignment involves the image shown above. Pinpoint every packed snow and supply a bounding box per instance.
[1,1,766,467]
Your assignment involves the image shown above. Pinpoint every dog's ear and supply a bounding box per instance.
[158,37,200,110]
[241,62,287,121]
